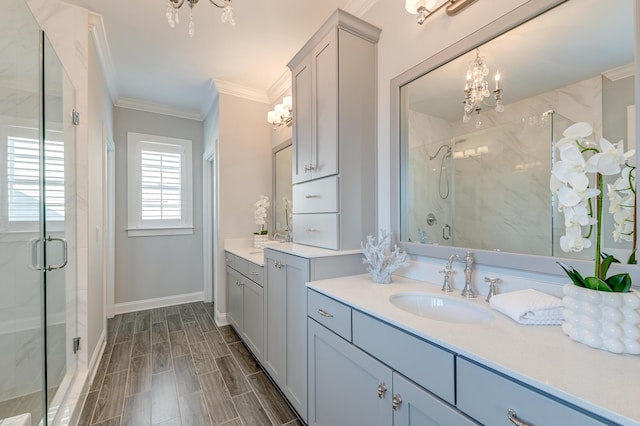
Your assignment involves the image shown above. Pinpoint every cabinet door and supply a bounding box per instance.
[311,30,338,180]
[393,373,478,426]
[264,255,286,383]
[226,267,243,332]
[242,278,264,363]
[308,319,392,426]
[292,56,312,184]
[283,254,311,421]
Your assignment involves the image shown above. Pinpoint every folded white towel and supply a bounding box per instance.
[489,289,563,325]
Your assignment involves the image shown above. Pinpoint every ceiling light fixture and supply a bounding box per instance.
[405,0,479,25]
[166,0,235,38]
[462,48,504,128]
[267,96,293,129]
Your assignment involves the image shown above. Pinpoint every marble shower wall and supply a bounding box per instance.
[406,75,603,256]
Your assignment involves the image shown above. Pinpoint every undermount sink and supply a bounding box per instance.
[389,292,495,324]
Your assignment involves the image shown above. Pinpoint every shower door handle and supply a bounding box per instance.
[29,238,43,270]
[442,224,451,240]
[46,236,68,271]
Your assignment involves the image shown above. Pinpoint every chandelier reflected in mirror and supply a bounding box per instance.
[462,48,504,128]
[166,0,235,38]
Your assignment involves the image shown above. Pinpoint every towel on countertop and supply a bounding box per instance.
[489,289,563,325]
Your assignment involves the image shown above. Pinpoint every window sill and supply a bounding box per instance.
[126,226,194,237]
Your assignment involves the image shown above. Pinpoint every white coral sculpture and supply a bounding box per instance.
[362,229,410,284]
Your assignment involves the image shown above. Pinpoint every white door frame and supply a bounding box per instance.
[202,150,215,303]
[104,131,115,318]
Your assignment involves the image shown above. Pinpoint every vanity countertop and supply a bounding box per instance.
[307,274,640,425]
[263,242,362,259]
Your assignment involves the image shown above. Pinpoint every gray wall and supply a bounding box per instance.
[114,107,204,304]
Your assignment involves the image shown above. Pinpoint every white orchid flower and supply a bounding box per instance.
[563,122,593,139]
[563,204,592,227]
[560,225,592,252]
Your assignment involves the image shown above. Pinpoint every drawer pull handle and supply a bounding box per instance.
[392,394,402,411]
[304,164,315,172]
[317,309,333,318]
[507,409,533,426]
[376,383,387,399]
[250,271,259,275]
[305,194,320,198]
[306,228,320,233]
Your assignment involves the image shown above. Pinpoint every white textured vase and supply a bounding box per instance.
[253,234,268,248]
[561,283,640,354]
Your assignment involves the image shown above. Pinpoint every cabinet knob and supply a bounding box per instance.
[305,164,315,172]
[376,383,387,399]
[392,394,402,411]
[507,409,533,426]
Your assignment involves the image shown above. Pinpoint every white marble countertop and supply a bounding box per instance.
[263,242,361,258]
[307,274,640,425]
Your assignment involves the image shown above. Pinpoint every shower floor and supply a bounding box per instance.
[0,386,58,426]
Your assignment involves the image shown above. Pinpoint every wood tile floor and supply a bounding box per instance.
[79,302,303,426]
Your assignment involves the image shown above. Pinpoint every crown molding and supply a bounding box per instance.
[115,97,203,121]
[266,71,292,104]
[199,79,220,119]
[344,0,379,17]
[88,12,119,103]
[602,63,635,82]
[213,79,270,104]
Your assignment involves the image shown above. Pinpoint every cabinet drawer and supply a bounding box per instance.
[293,214,339,250]
[293,176,338,213]
[225,252,236,269]
[456,357,611,426]
[234,256,249,277]
[308,289,351,341]
[247,261,264,286]
[352,311,455,405]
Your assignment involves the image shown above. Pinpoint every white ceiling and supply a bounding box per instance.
[60,0,375,117]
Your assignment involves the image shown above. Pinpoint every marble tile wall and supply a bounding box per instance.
[406,75,603,256]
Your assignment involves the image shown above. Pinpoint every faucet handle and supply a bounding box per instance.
[484,277,501,302]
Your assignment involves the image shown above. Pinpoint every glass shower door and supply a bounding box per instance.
[0,0,46,424]
[43,35,76,425]
[0,1,76,424]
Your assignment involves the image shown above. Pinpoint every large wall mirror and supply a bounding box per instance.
[392,0,638,273]
[273,140,293,237]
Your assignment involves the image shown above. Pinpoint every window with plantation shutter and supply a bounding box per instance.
[127,132,193,237]
[3,125,64,232]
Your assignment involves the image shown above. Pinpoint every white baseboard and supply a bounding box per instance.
[215,310,230,327]
[114,292,204,315]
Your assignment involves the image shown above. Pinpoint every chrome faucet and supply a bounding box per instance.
[460,251,476,298]
[439,254,459,292]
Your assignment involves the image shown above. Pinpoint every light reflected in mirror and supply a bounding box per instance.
[400,0,636,262]
[273,141,293,236]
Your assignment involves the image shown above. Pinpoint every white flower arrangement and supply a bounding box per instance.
[254,195,270,235]
[283,196,293,230]
[362,229,410,284]
[608,165,636,243]
[550,122,635,292]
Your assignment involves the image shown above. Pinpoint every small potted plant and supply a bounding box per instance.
[253,195,270,248]
[551,122,640,354]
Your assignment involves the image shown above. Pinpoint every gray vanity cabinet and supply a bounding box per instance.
[288,9,380,250]
[307,289,478,426]
[264,248,365,422]
[225,252,264,362]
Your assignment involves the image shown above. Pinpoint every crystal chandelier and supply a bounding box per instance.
[166,0,235,38]
[462,48,504,128]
